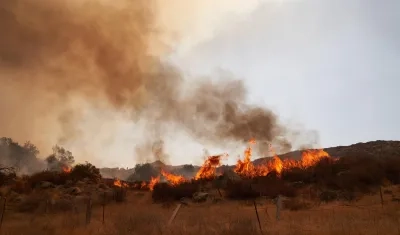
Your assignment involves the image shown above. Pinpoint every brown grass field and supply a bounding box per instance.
[1,187,400,235]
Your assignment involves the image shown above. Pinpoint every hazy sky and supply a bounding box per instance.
[90,0,400,167]
[170,0,400,150]
[5,0,397,167]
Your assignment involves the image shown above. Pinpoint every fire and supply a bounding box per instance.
[113,178,128,188]
[161,170,187,186]
[195,154,227,180]
[62,166,72,173]
[128,139,331,190]
[234,139,331,178]
[148,176,160,191]
[300,149,330,167]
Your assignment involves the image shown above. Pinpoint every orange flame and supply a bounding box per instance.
[131,139,331,190]
[161,170,187,186]
[234,139,331,178]
[113,178,128,188]
[195,154,227,180]
[148,176,160,191]
[62,166,72,173]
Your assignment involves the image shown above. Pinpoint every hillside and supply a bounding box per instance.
[254,140,400,165]
[102,140,400,180]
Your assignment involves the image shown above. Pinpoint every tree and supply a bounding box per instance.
[46,145,75,171]
[0,137,42,172]
[127,163,158,181]
[70,162,101,182]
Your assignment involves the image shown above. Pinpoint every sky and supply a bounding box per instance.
[3,0,399,168]
[91,0,400,167]
[165,0,400,158]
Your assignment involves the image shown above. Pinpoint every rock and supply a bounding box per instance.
[66,187,82,195]
[192,192,209,203]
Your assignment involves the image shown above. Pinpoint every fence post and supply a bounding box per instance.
[275,195,282,221]
[102,192,106,224]
[253,200,263,235]
[168,203,182,226]
[85,197,92,226]
[0,197,7,230]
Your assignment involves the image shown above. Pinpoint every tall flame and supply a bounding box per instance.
[148,176,160,191]
[195,154,227,180]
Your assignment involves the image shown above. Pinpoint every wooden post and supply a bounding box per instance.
[253,200,263,235]
[275,195,282,221]
[217,188,222,197]
[102,192,106,224]
[379,186,384,208]
[85,197,92,226]
[167,203,182,226]
[0,197,6,230]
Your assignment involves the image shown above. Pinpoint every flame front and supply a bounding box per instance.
[195,154,226,180]
[234,139,331,178]
[113,178,128,188]
[130,139,331,190]
[161,170,186,186]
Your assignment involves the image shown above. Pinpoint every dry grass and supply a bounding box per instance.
[1,188,400,235]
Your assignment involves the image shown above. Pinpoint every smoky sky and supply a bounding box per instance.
[0,0,316,164]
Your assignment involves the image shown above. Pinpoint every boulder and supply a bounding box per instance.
[192,192,209,203]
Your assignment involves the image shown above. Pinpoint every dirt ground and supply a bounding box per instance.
[1,188,399,235]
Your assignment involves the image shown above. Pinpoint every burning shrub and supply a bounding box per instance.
[69,162,101,183]
[152,182,199,202]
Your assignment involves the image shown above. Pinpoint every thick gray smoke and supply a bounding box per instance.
[0,0,317,165]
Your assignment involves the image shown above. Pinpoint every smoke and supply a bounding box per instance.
[0,0,317,166]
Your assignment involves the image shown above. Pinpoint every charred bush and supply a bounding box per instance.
[224,179,259,200]
[113,187,127,203]
[281,167,313,183]
[152,182,199,202]
[27,171,69,188]
[255,176,297,198]
[0,166,16,186]
[69,163,101,183]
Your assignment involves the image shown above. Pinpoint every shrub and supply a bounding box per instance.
[27,171,69,188]
[0,166,16,186]
[69,162,101,182]
[224,180,259,200]
[113,187,128,203]
[152,182,199,202]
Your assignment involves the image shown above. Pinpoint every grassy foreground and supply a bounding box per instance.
[1,188,400,235]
